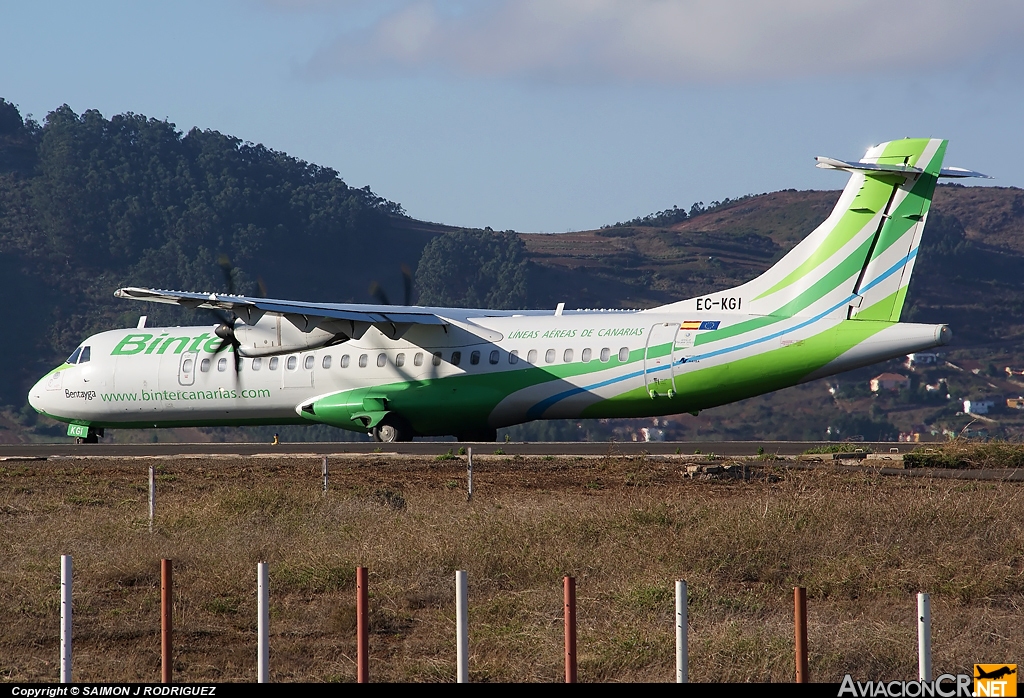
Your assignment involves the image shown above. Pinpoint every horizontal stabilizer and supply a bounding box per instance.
[816,156,989,179]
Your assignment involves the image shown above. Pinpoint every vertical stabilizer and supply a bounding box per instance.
[655,138,947,323]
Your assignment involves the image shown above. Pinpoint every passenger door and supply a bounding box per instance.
[644,323,678,397]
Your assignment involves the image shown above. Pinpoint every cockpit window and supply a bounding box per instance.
[79,346,91,363]
[67,347,82,365]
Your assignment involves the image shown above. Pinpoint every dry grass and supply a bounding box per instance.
[1,454,1022,683]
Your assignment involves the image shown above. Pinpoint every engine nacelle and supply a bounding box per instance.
[233,315,342,357]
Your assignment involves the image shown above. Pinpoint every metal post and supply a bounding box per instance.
[676,580,688,683]
[149,465,155,532]
[564,576,577,683]
[258,562,269,683]
[456,570,468,683]
[918,593,931,681]
[467,447,473,502]
[322,456,328,495]
[161,559,172,684]
[60,555,72,683]
[794,586,808,683]
[356,566,368,683]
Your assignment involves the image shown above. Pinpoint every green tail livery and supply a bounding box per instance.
[29,139,988,442]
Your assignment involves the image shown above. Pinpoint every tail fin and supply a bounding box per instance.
[663,138,948,322]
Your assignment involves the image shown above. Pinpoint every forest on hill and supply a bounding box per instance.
[2,98,1023,443]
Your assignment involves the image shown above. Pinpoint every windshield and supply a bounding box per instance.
[66,347,82,364]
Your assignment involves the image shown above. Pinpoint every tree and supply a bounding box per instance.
[415,229,530,309]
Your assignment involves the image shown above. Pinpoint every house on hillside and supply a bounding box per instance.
[870,373,910,392]
[1007,397,1024,410]
[1007,367,1024,378]
[963,399,996,415]
[907,352,939,368]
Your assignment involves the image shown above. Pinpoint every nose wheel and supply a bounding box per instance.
[371,414,414,443]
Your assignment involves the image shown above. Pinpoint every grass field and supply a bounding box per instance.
[1,453,1021,683]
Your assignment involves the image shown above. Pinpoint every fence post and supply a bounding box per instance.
[357,566,369,683]
[794,586,808,683]
[676,580,688,683]
[322,456,328,495]
[258,562,269,683]
[456,570,468,683]
[564,576,577,683]
[467,447,473,502]
[60,555,72,683]
[918,593,931,681]
[149,465,155,532]
[162,559,172,684]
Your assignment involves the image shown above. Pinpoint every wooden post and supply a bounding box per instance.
[148,465,155,532]
[161,559,172,684]
[60,555,72,683]
[456,570,468,683]
[794,586,808,683]
[564,576,577,683]
[918,593,931,681]
[467,447,473,502]
[675,580,687,683]
[357,566,368,683]
[258,562,269,683]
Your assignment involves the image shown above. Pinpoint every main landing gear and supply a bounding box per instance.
[371,414,414,443]
[456,428,498,443]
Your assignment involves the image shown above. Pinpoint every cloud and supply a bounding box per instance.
[302,0,1024,83]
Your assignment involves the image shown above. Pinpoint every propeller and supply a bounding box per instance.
[368,264,414,306]
[209,255,242,373]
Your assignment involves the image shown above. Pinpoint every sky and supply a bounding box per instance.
[2,1,1023,233]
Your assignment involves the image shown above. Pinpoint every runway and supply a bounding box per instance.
[0,440,916,459]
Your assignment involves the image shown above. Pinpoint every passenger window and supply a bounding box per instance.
[305,355,315,370]
[218,357,228,372]
[269,357,279,371]
[286,356,297,370]
[200,358,210,372]
[377,353,387,367]
[252,358,262,371]
[470,351,480,365]
[451,351,462,366]
[396,353,405,368]
[545,349,555,363]
[527,349,538,364]
[600,348,610,362]
[489,350,500,365]
[341,354,350,368]
[67,347,82,364]
[432,352,442,366]
[618,347,629,362]
[414,352,424,367]
[182,358,193,373]
[582,348,592,363]
[510,350,519,365]
[79,347,91,363]
[563,349,573,363]
[359,354,368,368]
[322,355,332,369]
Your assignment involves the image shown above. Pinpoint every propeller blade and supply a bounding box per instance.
[217,255,236,296]
[369,281,390,306]
[401,264,413,306]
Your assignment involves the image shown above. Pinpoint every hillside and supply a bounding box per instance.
[2,97,1023,443]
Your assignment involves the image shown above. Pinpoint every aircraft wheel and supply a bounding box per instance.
[372,415,413,443]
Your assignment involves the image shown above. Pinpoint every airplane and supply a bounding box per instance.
[28,138,988,444]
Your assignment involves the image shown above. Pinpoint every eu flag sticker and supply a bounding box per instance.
[698,321,721,331]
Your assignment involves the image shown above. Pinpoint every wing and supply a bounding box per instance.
[115,287,449,326]
[114,287,530,342]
